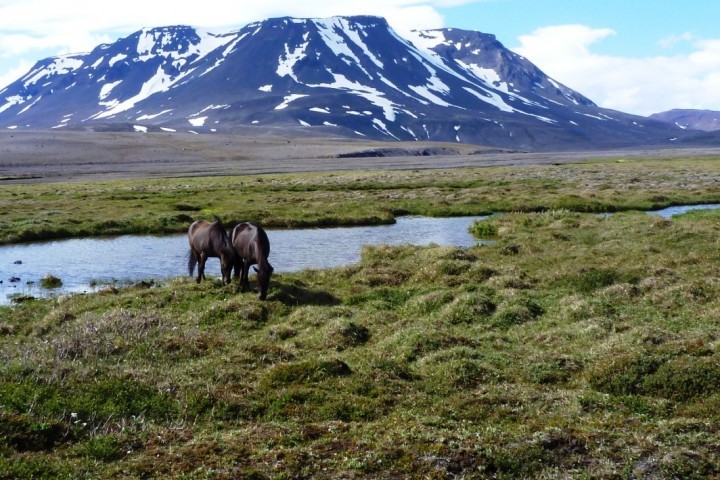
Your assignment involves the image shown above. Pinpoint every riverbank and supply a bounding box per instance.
[3,153,720,245]
[2,207,720,477]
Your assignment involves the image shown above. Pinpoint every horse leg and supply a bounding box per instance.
[221,255,232,285]
[197,253,207,283]
[241,262,250,292]
[191,250,202,283]
[233,257,243,282]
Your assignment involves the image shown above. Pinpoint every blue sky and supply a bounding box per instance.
[1,0,718,116]
[443,0,716,59]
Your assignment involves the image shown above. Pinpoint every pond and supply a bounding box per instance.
[2,204,718,305]
[0,215,490,304]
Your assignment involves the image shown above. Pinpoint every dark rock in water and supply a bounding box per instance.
[13,260,22,264]
[135,280,155,289]
[40,274,63,289]
[11,295,35,304]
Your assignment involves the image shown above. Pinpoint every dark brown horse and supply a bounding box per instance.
[231,222,274,300]
[188,219,235,285]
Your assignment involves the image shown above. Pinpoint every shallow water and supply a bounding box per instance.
[647,203,720,218]
[2,204,718,305]
[0,215,489,304]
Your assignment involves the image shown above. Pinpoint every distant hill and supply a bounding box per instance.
[0,15,695,151]
[649,109,720,132]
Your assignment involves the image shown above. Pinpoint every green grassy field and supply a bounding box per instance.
[2,155,720,478]
[2,155,720,244]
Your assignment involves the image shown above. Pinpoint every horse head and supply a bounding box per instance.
[219,234,236,285]
[253,263,274,300]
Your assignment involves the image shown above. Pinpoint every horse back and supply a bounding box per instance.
[232,222,270,261]
[189,219,230,254]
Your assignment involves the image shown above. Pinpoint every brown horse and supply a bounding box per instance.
[231,222,274,300]
[188,219,235,285]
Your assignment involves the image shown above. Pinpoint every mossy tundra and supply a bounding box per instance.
[1,155,720,478]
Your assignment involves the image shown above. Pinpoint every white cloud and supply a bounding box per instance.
[0,60,31,91]
[658,32,693,49]
[0,1,449,40]
[514,25,720,115]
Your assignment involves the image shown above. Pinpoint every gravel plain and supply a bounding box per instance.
[2,130,720,183]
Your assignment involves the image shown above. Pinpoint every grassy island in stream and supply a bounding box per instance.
[1,154,720,478]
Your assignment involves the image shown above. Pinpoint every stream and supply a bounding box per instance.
[1,205,718,305]
[0,215,488,304]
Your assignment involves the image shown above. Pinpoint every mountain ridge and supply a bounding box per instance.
[649,109,720,132]
[0,15,692,151]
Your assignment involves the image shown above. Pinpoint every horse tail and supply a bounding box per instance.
[187,249,197,276]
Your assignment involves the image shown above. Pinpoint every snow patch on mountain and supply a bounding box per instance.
[313,72,398,121]
[108,54,127,67]
[455,60,505,91]
[277,40,309,81]
[19,96,42,114]
[189,116,207,127]
[275,94,308,110]
[94,65,174,119]
[137,109,172,120]
[405,29,446,50]
[0,95,24,114]
[23,56,84,87]
[99,81,122,100]
[316,19,370,75]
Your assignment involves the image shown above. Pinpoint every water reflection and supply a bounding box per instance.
[0,216,489,304]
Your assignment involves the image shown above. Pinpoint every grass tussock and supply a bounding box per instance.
[2,209,720,477]
[2,157,720,477]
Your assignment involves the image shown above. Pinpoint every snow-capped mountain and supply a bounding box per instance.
[0,16,686,150]
[649,109,720,132]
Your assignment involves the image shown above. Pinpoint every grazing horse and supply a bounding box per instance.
[187,219,235,285]
[231,222,274,300]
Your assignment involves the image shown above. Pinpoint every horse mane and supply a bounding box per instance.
[251,224,272,268]
[209,219,234,256]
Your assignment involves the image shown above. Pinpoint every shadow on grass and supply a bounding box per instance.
[270,281,340,307]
